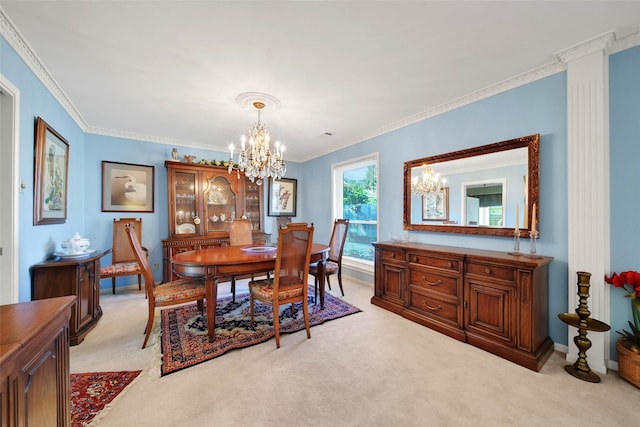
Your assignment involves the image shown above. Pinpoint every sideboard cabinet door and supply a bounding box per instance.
[371,245,406,313]
[464,277,516,346]
[31,252,103,346]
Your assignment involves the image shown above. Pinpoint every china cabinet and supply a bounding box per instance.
[372,241,554,371]
[162,161,268,281]
[30,251,103,345]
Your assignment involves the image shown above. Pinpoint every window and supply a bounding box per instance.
[332,154,378,265]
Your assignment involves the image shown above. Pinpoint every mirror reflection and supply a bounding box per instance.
[404,134,539,237]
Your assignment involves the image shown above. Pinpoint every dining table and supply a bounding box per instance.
[171,243,330,342]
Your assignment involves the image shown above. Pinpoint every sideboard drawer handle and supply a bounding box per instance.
[484,267,492,274]
[422,277,442,287]
[447,261,453,268]
[422,301,442,311]
[391,252,396,258]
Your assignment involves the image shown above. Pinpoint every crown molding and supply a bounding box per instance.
[555,31,616,63]
[303,30,639,163]
[302,60,566,162]
[609,30,640,55]
[3,7,638,162]
[86,126,229,154]
[0,9,88,130]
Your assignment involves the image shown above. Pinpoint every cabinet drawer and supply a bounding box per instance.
[409,291,459,323]
[465,262,515,283]
[381,249,404,262]
[408,268,459,297]
[408,253,460,273]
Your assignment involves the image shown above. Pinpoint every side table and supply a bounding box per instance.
[31,251,103,345]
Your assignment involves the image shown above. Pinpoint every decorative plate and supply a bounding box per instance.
[241,246,277,253]
[176,223,196,234]
[54,249,96,259]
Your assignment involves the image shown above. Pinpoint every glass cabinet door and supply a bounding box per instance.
[174,171,198,235]
[204,175,237,233]
[244,178,262,231]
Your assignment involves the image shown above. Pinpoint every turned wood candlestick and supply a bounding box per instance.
[558,271,611,383]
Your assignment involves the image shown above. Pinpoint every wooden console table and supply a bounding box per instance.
[0,296,75,427]
[31,251,103,345]
[372,241,554,371]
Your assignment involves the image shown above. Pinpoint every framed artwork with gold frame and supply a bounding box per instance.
[33,117,69,225]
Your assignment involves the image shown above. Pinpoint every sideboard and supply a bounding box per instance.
[0,296,75,427]
[372,241,554,371]
[31,251,103,345]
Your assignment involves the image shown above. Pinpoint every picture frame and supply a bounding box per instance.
[268,177,297,217]
[102,161,155,212]
[33,117,69,225]
[422,187,449,221]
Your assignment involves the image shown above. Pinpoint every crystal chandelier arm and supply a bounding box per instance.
[228,98,286,185]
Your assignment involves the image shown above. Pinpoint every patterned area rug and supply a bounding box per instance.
[71,371,141,427]
[160,289,361,375]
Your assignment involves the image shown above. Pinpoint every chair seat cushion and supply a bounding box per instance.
[309,261,339,276]
[249,278,304,301]
[99,262,141,277]
[155,278,206,303]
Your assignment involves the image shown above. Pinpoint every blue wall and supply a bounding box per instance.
[298,73,570,346]
[3,31,639,360]
[609,45,640,359]
[2,37,87,302]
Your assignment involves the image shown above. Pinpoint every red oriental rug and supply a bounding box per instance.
[160,288,361,376]
[71,370,141,427]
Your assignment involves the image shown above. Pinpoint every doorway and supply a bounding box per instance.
[0,75,19,304]
[461,178,506,227]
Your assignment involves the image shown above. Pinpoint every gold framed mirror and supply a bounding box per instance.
[403,134,539,237]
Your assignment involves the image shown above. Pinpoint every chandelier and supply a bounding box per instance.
[228,101,286,185]
[412,165,444,196]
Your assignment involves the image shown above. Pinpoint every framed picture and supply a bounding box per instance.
[422,187,449,221]
[33,117,69,225]
[268,177,297,217]
[102,161,154,212]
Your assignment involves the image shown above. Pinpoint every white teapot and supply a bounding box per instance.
[60,232,90,254]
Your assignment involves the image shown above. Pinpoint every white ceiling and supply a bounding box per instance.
[2,1,639,162]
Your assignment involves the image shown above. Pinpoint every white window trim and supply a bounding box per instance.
[331,152,379,271]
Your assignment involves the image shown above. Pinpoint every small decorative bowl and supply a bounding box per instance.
[390,232,409,243]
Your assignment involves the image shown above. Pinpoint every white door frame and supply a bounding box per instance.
[0,74,20,304]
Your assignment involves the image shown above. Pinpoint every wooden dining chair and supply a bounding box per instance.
[229,218,253,246]
[125,223,207,349]
[99,218,148,294]
[228,219,253,301]
[249,222,314,348]
[310,219,349,300]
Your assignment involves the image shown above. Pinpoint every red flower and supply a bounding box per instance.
[605,270,640,299]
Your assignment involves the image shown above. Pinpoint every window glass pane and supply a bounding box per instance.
[344,222,376,261]
[342,165,377,221]
[334,158,377,263]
